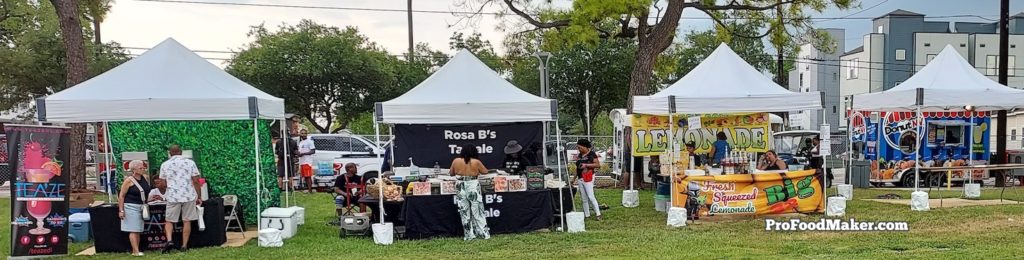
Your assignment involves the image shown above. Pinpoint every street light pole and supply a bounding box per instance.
[536,49,552,165]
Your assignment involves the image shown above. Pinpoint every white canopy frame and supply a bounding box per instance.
[36,38,284,244]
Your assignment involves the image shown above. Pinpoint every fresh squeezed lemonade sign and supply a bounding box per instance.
[672,170,824,216]
[631,113,770,156]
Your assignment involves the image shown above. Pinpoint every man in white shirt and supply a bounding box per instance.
[158,145,201,252]
[297,129,316,193]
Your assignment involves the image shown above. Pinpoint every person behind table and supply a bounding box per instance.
[296,129,317,193]
[810,136,832,186]
[159,145,202,252]
[708,132,730,165]
[334,163,365,216]
[647,154,661,189]
[449,144,490,240]
[502,140,528,174]
[273,133,299,191]
[118,160,150,257]
[575,139,603,221]
[522,142,543,166]
[685,141,704,167]
[148,178,168,204]
[757,150,788,171]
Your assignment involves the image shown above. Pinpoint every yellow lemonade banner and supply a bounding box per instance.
[631,113,770,156]
[671,170,824,216]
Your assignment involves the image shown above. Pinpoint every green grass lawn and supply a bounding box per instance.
[2,186,1023,259]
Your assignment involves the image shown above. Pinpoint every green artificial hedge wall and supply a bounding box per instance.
[108,120,279,224]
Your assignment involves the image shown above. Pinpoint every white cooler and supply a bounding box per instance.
[261,207,299,239]
[287,206,306,225]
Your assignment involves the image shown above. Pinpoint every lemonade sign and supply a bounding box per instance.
[672,170,824,216]
[631,113,771,156]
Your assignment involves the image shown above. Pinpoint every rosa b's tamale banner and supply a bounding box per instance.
[631,113,770,156]
[672,170,824,216]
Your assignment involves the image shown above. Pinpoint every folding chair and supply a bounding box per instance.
[224,195,245,237]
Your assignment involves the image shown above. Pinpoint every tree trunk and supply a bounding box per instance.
[51,0,89,190]
[93,18,101,45]
[626,48,659,113]
[626,0,683,113]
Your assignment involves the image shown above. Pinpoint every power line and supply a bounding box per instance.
[132,0,999,21]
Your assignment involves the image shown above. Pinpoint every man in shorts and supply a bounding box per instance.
[273,134,298,191]
[297,129,317,193]
[159,145,202,252]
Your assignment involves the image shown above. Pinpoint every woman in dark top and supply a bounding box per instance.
[575,139,602,220]
[118,160,151,256]
[757,150,788,171]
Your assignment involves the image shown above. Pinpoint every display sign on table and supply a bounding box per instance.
[632,113,771,156]
[671,170,824,216]
[393,122,542,169]
[6,125,71,258]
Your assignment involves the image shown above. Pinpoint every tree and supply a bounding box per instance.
[548,40,635,136]
[80,0,114,45]
[228,20,401,133]
[48,0,90,190]
[482,0,855,111]
[670,21,775,82]
[449,31,506,73]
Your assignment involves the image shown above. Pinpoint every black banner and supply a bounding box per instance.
[6,125,71,258]
[393,122,542,169]
[401,190,554,239]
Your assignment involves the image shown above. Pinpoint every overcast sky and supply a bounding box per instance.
[103,0,1013,66]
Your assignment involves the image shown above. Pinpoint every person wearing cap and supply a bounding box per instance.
[503,140,528,174]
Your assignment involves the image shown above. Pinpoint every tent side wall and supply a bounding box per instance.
[107,119,279,224]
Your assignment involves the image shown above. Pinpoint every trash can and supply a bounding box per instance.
[654,182,671,212]
[849,160,871,188]
[69,213,91,242]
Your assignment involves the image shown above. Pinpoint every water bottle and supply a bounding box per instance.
[433,161,441,176]
[409,157,419,176]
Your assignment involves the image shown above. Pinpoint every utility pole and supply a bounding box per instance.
[775,1,784,85]
[407,0,414,62]
[996,0,1009,187]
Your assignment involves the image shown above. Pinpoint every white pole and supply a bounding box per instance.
[555,121,566,231]
[280,120,289,207]
[821,105,828,204]
[847,109,853,185]
[103,121,114,203]
[668,112,675,210]
[968,111,975,184]
[253,119,263,234]
[585,90,591,138]
[914,107,923,191]
[374,121,384,223]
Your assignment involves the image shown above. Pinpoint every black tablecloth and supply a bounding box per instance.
[91,198,226,253]
[402,189,553,239]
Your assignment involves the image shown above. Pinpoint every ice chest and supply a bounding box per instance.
[69,213,91,242]
[260,207,299,239]
[287,206,305,225]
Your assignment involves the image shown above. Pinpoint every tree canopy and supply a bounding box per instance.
[228,20,403,133]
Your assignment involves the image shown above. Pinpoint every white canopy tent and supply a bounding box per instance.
[371,50,568,242]
[853,45,1024,196]
[632,43,825,219]
[37,38,284,233]
[38,38,284,122]
[375,49,556,124]
[854,45,1024,112]
[632,43,822,115]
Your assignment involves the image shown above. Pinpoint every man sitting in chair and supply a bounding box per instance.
[334,163,365,216]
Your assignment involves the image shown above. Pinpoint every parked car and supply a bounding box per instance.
[772,130,819,169]
[290,132,385,190]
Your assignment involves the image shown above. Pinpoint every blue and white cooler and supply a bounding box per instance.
[69,213,91,242]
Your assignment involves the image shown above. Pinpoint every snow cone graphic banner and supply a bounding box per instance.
[6,125,71,258]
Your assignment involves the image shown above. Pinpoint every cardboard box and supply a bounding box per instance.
[69,192,95,209]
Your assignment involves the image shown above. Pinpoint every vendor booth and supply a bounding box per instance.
[631,44,826,220]
[853,45,1024,205]
[371,50,568,240]
[36,38,284,251]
